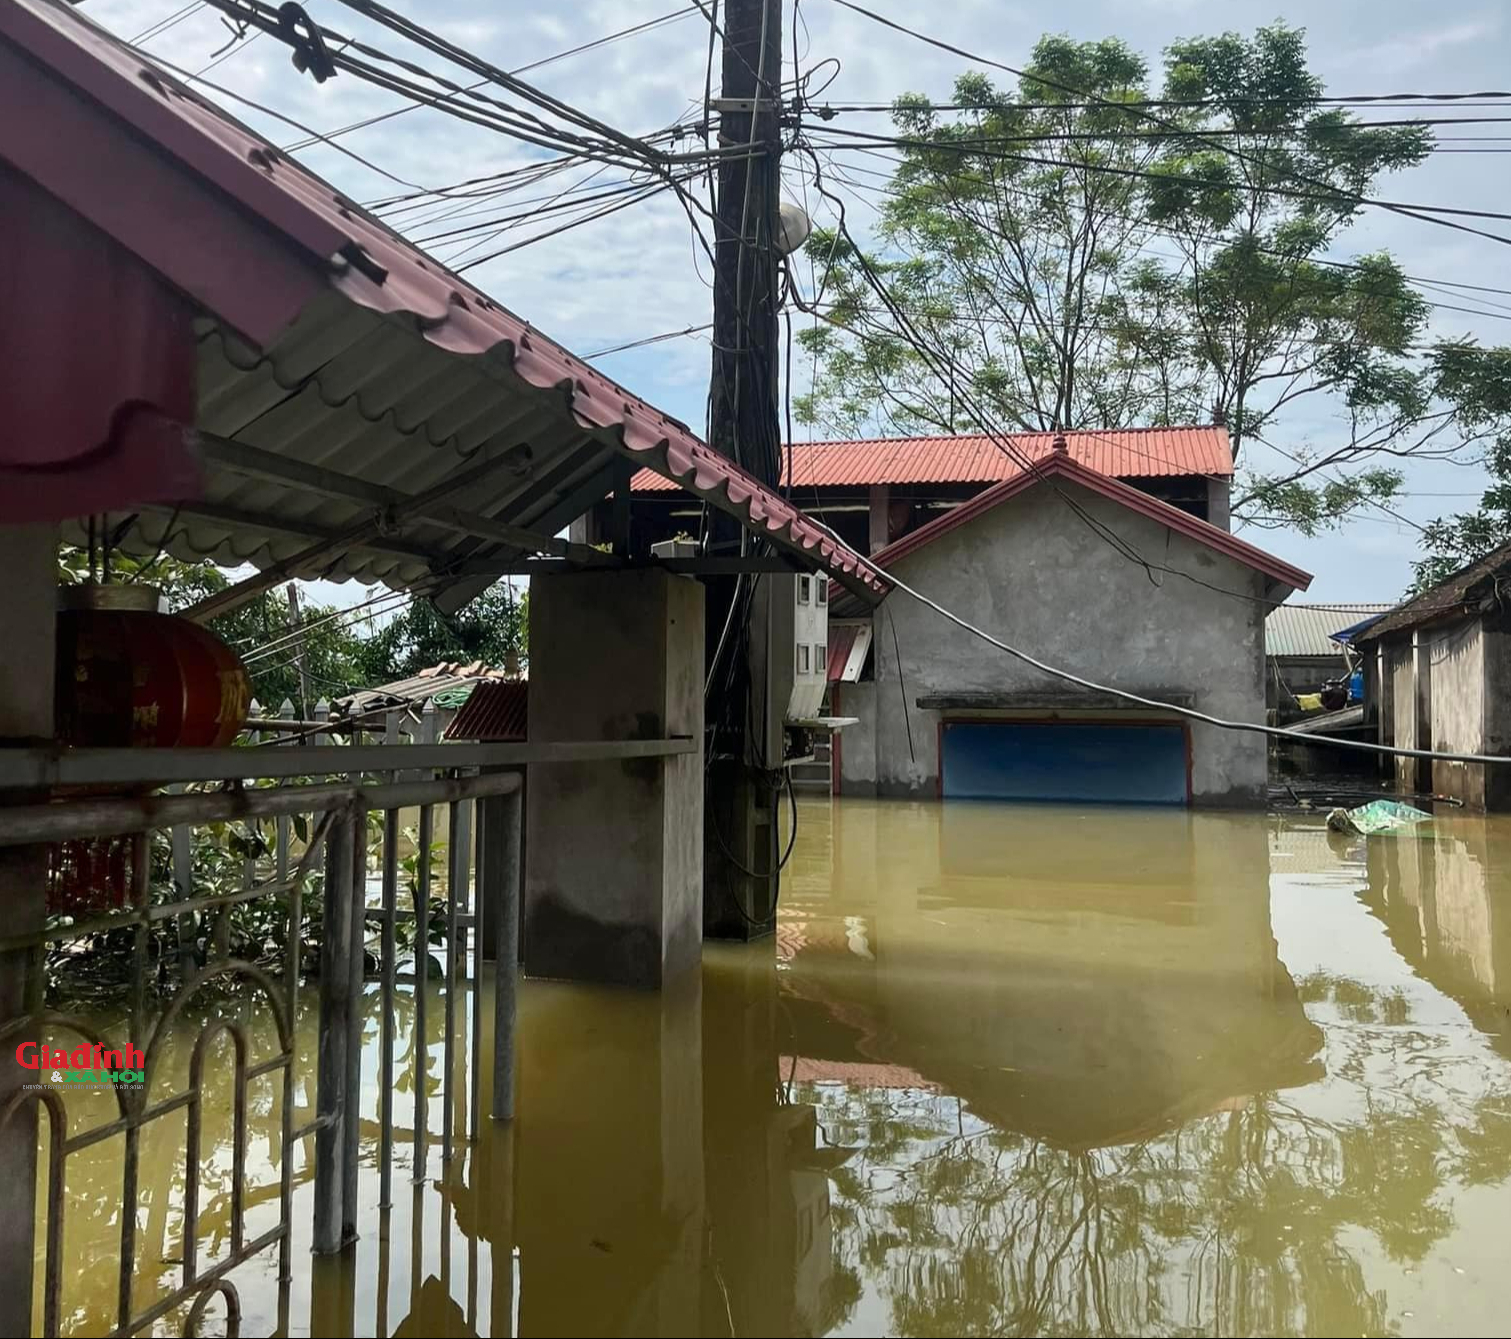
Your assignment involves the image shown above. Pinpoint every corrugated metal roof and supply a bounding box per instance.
[633,426,1233,492]
[831,452,1309,614]
[1355,540,1511,643]
[826,624,860,682]
[1265,604,1392,659]
[445,680,529,742]
[337,661,509,713]
[1,0,885,603]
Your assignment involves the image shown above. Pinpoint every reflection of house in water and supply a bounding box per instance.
[1361,817,1511,1056]
[778,802,1323,1149]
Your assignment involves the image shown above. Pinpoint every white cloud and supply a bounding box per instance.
[1335,19,1498,75]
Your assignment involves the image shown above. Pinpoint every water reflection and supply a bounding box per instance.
[33,801,1511,1336]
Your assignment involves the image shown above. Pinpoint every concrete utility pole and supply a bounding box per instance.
[708,0,784,482]
[704,0,787,938]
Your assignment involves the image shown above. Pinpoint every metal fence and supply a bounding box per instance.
[0,746,534,1337]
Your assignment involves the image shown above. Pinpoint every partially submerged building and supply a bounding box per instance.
[1355,541,1511,809]
[1264,603,1390,709]
[826,449,1311,806]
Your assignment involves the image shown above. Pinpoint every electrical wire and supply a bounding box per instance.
[790,153,1335,612]
[791,157,1511,534]
[806,125,1511,228]
[808,142,1511,311]
[822,0,1511,251]
[583,324,715,359]
[131,2,206,45]
[279,5,703,152]
[810,515,1511,767]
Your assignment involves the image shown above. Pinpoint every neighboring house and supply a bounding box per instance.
[626,426,1236,554]
[1354,542,1511,809]
[1264,603,1391,708]
[335,661,511,737]
[826,449,1311,806]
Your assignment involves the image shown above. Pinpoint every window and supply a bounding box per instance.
[817,580,827,605]
[814,644,826,675]
[797,643,810,675]
[798,575,812,604]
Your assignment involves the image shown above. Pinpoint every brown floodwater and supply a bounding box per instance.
[34,798,1511,1337]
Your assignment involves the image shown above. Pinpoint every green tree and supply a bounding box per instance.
[355,579,527,684]
[56,545,527,705]
[799,24,1511,535]
[1409,348,1511,590]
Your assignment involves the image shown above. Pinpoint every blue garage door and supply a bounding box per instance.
[941,721,1188,805]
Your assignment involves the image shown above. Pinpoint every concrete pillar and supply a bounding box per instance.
[524,569,704,988]
[867,484,891,554]
[0,523,55,1338]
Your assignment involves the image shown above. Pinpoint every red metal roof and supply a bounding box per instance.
[0,0,885,600]
[826,624,860,683]
[445,680,529,743]
[867,452,1310,594]
[634,426,1233,492]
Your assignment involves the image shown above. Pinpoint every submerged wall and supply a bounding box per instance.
[1373,616,1511,811]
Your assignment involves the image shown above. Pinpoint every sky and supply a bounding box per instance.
[83,0,1511,606]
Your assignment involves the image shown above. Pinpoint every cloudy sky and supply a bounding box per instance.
[87,0,1511,604]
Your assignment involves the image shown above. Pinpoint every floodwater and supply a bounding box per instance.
[34,798,1511,1337]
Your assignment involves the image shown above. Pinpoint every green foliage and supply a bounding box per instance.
[57,545,528,708]
[46,810,453,1004]
[1411,434,1511,592]
[355,581,527,684]
[800,23,1511,535]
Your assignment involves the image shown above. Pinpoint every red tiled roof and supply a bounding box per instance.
[867,452,1310,594]
[0,0,885,600]
[633,426,1233,491]
[445,680,528,742]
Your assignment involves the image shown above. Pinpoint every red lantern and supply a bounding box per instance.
[49,584,251,912]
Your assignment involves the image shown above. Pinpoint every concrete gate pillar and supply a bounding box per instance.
[524,568,704,988]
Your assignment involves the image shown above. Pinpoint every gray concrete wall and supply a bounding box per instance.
[832,679,877,795]
[1385,639,1419,793]
[1206,477,1231,532]
[1426,620,1484,805]
[867,478,1272,805]
[524,568,704,988]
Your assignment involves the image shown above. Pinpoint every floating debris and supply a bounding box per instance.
[1326,799,1433,836]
